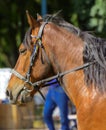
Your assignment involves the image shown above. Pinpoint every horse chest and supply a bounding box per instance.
[77,96,106,130]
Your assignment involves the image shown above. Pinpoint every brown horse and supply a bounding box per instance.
[6,11,106,130]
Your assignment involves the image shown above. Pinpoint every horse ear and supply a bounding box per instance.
[37,13,42,21]
[26,10,37,28]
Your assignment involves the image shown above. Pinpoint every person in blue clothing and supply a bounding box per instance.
[43,79,70,130]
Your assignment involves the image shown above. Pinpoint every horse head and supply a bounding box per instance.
[6,11,54,104]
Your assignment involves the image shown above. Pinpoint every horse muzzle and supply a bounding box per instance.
[6,86,33,104]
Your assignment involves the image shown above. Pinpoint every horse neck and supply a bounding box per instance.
[43,23,88,107]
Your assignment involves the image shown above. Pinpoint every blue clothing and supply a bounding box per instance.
[43,79,70,130]
[2,98,9,104]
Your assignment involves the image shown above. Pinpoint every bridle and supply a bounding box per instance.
[11,19,96,100]
[12,21,49,100]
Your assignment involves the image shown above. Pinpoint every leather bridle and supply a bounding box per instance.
[12,21,49,100]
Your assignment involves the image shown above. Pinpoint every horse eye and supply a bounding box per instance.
[19,48,27,54]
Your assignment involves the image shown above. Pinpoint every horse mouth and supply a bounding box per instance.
[17,89,32,104]
[9,87,33,104]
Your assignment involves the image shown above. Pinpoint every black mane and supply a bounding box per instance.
[24,12,106,92]
[43,13,80,35]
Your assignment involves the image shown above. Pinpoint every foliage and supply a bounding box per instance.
[89,0,106,36]
[0,0,41,67]
[0,0,106,67]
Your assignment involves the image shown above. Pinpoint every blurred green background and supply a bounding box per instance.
[0,0,106,67]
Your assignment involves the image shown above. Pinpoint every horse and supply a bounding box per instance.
[6,11,106,130]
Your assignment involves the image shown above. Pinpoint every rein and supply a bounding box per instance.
[12,60,96,86]
[12,60,96,99]
[32,60,96,87]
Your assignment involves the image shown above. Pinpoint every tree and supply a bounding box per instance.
[0,0,41,67]
[0,0,106,68]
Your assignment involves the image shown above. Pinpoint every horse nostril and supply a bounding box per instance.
[6,90,10,97]
[6,90,13,100]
